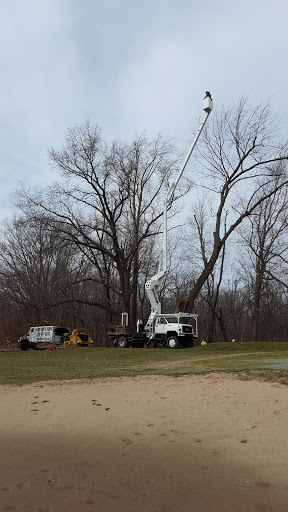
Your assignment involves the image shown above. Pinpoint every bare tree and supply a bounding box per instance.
[184,97,288,312]
[239,173,288,340]
[0,216,78,328]
[179,195,229,341]
[15,124,177,325]
[219,275,250,342]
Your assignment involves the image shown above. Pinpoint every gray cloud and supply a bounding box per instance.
[0,0,287,220]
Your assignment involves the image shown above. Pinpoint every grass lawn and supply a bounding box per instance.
[1,342,288,385]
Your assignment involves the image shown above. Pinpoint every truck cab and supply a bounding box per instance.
[147,313,197,348]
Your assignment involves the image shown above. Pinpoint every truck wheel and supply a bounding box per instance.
[118,335,129,348]
[167,336,179,349]
[20,339,28,351]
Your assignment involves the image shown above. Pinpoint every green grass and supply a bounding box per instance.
[1,342,288,385]
[193,342,288,353]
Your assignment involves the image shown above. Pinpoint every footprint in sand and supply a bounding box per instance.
[255,482,271,489]
[255,505,273,512]
[47,478,57,486]
[16,482,30,490]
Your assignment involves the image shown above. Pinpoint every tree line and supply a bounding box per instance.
[1,96,288,347]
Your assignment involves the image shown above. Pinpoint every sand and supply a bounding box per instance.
[1,374,288,512]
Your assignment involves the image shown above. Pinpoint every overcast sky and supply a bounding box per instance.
[0,0,287,221]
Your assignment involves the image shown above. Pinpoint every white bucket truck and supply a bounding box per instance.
[108,93,213,349]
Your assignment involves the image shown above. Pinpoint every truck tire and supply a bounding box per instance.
[167,335,179,349]
[20,338,29,351]
[118,335,129,348]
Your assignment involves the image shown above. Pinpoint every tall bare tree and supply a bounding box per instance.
[0,216,78,327]
[184,97,288,312]
[16,124,177,325]
[177,195,229,341]
[239,173,288,340]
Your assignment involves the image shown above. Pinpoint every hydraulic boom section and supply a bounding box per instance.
[144,93,213,336]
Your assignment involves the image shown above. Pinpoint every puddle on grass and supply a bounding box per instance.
[245,358,288,369]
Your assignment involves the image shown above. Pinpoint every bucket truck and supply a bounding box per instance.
[108,93,213,348]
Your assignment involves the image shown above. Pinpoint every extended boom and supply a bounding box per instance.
[144,94,213,336]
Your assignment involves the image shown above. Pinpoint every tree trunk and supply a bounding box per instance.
[207,308,216,342]
[251,258,265,341]
[216,307,229,342]
[185,234,222,312]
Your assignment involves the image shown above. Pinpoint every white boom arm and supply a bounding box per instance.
[145,95,213,323]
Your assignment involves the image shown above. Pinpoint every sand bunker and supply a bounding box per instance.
[1,374,288,511]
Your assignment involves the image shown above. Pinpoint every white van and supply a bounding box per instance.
[19,326,70,350]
